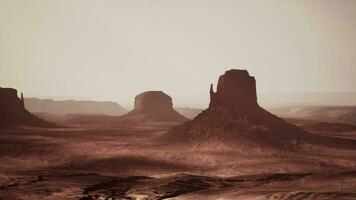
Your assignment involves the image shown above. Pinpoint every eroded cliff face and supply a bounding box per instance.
[122,91,187,122]
[0,87,54,128]
[209,69,258,113]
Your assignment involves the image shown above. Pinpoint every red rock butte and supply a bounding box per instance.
[160,69,356,150]
[121,91,187,122]
[0,87,54,127]
[0,87,26,118]
[210,69,258,113]
[134,91,174,113]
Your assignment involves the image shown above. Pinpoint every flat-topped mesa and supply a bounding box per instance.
[209,69,258,113]
[134,91,173,113]
[121,91,187,122]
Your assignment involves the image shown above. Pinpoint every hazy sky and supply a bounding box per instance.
[1,0,356,107]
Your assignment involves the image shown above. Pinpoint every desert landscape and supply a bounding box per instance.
[1,1,356,199]
[1,70,356,199]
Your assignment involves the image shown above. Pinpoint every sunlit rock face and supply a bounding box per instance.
[122,91,187,122]
[0,87,54,128]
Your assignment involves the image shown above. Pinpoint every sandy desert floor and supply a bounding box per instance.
[1,118,356,199]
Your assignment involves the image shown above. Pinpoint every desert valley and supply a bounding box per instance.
[1,70,356,200]
[1,1,356,199]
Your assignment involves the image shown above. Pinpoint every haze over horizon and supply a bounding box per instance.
[1,0,356,107]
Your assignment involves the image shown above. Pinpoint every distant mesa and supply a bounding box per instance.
[270,105,356,125]
[0,87,55,128]
[160,69,356,150]
[25,98,127,116]
[121,91,187,123]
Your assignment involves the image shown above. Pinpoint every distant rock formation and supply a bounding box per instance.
[175,107,203,119]
[160,69,356,150]
[0,87,54,128]
[269,105,356,125]
[25,98,127,116]
[121,91,187,122]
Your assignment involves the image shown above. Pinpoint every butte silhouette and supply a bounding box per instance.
[120,91,187,123]
[160,69,356,150]
[0,87,54,128]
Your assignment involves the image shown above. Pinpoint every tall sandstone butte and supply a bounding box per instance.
[121,91,187,122]
[161,69,356,150]
[210,69,258,112]
[0,87,54,128]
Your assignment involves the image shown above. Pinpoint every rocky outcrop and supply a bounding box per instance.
[160,69,356,151]
[134,91,173,113]
[121,91,187,122]
[0,87,54,128]
[0,88,23,115]
[210,69,258,113]
[25,98,127,116]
